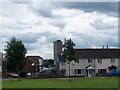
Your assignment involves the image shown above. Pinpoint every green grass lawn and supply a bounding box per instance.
[2,77,118,88]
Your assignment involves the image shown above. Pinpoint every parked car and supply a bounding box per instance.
[7,73,18,78]
[107,70,120,77]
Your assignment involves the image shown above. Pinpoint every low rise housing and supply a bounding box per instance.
[21,56,43,77]
[53,40,120,77]
[60,49,119,77]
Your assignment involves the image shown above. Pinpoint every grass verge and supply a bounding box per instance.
[2,77,118,88]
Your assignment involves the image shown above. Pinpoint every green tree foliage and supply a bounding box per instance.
[43,59,54,67]
[48,59,54,65]
[62,39,75,62]
[62,39,75,82]
[4,37,27,73]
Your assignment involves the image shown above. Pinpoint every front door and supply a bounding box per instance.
[88,70,92,77]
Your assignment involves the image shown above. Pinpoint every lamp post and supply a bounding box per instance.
[31,62,36,77]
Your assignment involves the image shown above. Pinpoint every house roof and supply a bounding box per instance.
[74,49,120,58]
[26,56,43,62]
[26,56,43,59]
[86,65,95,70]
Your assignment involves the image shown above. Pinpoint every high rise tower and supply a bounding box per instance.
[53,40,62,64]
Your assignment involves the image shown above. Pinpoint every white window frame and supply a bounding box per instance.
[75,59,79,63]
[111,58,115,63]
[88,59,92,63]
[98,58,102,64]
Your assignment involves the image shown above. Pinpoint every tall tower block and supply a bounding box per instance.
[53,40,62,64]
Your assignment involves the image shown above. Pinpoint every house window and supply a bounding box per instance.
[75,69,76,74]
[98,69,106,73]
[88,59,90,63]
[61,69,66,75]
[75,59,79,63]
[77,69,81,74]
[88,59,92,63]
[111,59,115,63]
[98,69,101,73]
[98,58,102,64]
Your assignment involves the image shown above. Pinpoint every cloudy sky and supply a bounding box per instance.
[0,1,119,59]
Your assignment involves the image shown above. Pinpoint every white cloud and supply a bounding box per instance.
[52,8,81,17]
[0,2,118,59]
[28,2,56,17]
[90,18,117,30]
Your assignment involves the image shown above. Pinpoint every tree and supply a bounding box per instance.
[62,39,75,82]
[43,60,49,67]
[4,37,27,81]
[48,59,54,65]
[43,59,54,68]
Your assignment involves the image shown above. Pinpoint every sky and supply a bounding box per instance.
[0,0,119,59]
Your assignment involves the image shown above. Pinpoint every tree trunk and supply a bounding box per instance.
[17,64,20,82]
[68,61,71,82]
[27,59,28,78]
